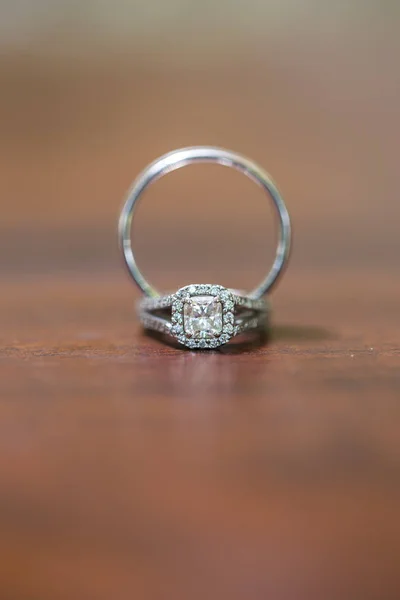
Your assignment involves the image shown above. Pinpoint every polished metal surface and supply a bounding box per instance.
[118,146,291,298]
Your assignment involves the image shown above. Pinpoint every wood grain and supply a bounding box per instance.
[0,53,399,600]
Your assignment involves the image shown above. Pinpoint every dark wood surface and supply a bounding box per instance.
[0,53,399,599]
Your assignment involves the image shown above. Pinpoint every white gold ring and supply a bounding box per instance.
[139,284,269,349]
[118,146,291,349]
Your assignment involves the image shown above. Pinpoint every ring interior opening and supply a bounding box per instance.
[130,161,278,294]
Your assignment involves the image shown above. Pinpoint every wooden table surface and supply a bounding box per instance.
[0,53,399,599]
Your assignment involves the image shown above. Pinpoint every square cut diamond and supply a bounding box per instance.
[183,296,223,338]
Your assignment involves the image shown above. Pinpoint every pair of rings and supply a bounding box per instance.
[118,147,291,349]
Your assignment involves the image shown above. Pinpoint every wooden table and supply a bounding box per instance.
[0,55,399,599]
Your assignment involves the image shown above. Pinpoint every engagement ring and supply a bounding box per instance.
[118,147,291,349]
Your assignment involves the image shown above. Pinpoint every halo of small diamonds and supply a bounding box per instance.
[171,284,235,349]
[138,285,269,350]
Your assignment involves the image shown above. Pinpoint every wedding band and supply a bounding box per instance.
[118,146,291,348]
[119,146,291,299]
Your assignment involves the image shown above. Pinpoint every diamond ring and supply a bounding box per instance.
[118,146,291,348]
[139,284,269,349]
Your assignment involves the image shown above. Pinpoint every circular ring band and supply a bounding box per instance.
[138,283,269,349]
[118,146,291,299]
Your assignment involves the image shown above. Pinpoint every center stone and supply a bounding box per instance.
[183,296,223,338]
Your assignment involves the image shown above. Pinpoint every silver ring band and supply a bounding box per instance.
[138,284,269,349]
[118,146,291,299]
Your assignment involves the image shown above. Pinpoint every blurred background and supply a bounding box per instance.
[1,0,399,293]
[1,4,400,600]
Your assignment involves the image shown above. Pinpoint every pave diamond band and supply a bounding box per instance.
[138,284,269,349]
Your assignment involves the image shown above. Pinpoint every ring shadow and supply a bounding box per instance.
[143,323,335,353]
